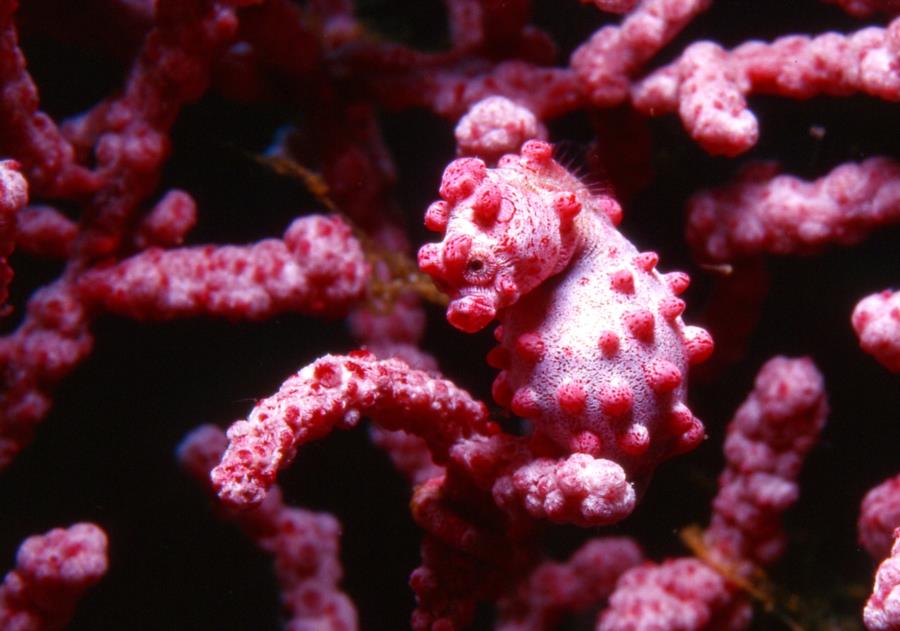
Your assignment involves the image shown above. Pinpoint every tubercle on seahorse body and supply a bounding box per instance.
[418,140,714,505]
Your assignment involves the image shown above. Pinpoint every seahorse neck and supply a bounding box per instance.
[570,203,631,272]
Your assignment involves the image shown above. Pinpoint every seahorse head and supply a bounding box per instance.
[419,141,595,333]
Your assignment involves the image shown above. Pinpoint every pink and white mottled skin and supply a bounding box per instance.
[418,140,713,525]
[865,529,900,631]
[853,290,900,373]
[0,523,108,631]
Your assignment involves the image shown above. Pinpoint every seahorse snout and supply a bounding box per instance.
[447,294,496,332]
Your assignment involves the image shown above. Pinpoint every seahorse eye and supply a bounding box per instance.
[463,251,495,284]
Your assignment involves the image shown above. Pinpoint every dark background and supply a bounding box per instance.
[1,0,899,629]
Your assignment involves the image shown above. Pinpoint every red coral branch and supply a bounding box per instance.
[687,158,900,261]
[0,523,108,631]
[853,289,900,373]
[0,159,26,310]
[635,17,900,156]
[179,424,358,631]
[212,352,492,508]
[865,529,900,631]
[600,357,827,631]
[79,214,369,321]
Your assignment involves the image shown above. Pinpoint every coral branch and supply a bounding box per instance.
[601,357,827,631]
[570,0,711,106]
[865,530,900,631]
[0,523,108,631]
[497,537,643,631]
[387,61,581,122]
[0,0,260,469]
[0,279,93,468]
[454,96,546,161]
[78,214,369,321]
[15,206,77,260]
[179,424,358,631]
[72,0,255,258]
[580,0,640,14]
[0,159,26,310]
[212,352,491,508]
[599,558,751,631]
[861,474,900,561]
[824,0,900,17]
[0,1,98,198]
[704,357,828,569]
[634,17,900,155]
[134,189,198,249]
[687,158,900,262]
[853,289,900,373]
[491,453,637,526]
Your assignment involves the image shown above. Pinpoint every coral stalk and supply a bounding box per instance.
[0,523,108,631]
[212,352,491,508]
[864,530,900,631]
[600,357,827,631]
[853,289,900,373]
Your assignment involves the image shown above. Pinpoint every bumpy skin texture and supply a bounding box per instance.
[134,189,198,249]
[853,290,900,373]
[419,140,712,525]
[861,474,900,560]
[0,523,108,631]
[78,214,369,321]
[865,530,900,631]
